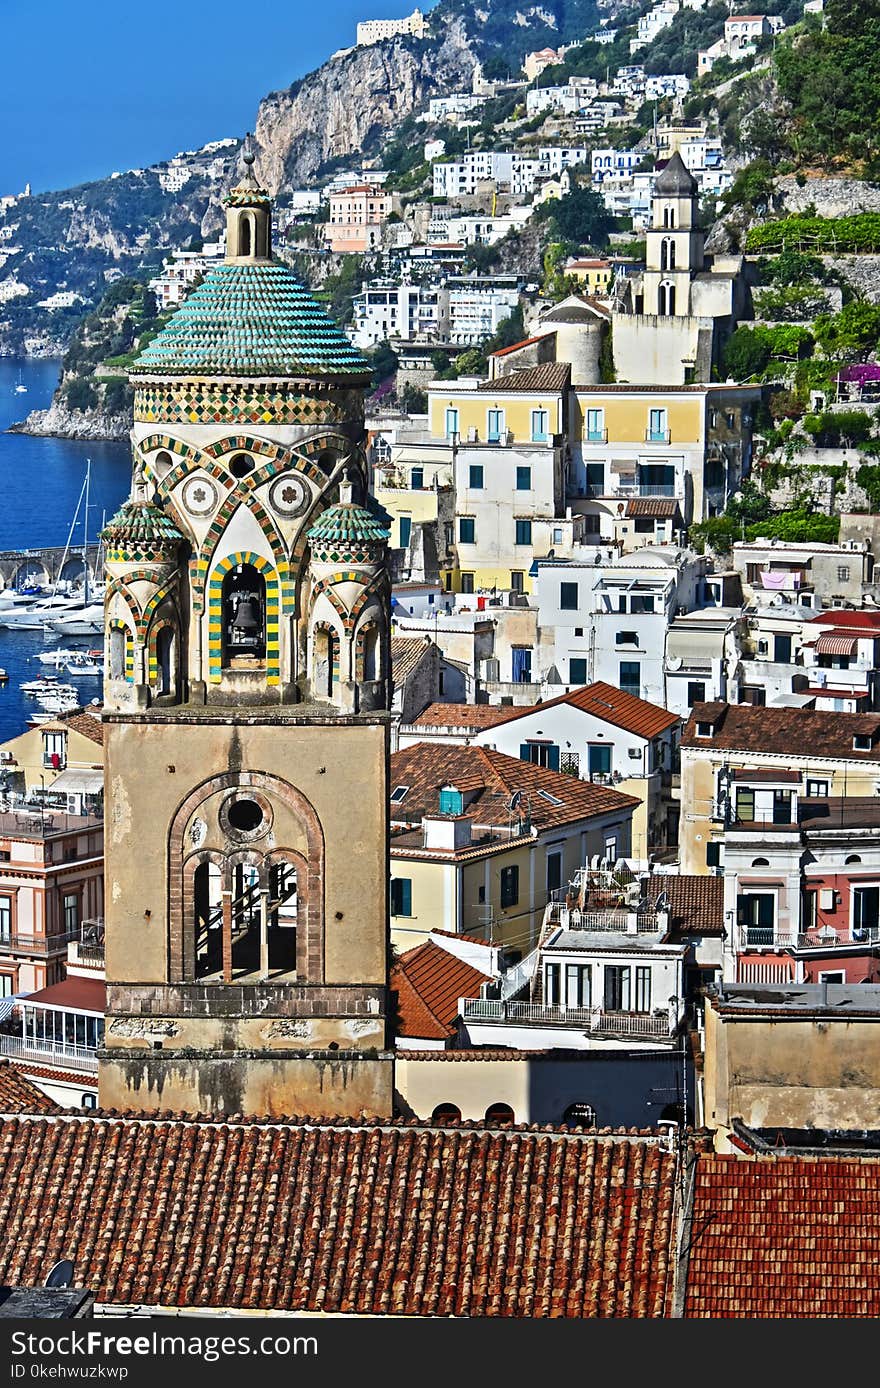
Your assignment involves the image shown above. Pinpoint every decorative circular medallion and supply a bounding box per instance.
[270,473,311,519]
[181,476,219,517]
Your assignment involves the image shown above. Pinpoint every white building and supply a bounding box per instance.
[591,148,642,183]
[148,242,225,311]
[526,78,599,117]
[448,284,521,344]
[35,291,88,311]
[435,208,532,247]
[350,283,448,348]
[644,74,690,99]
[534,547,710,708]
[630,0,680,53]
[356,8,426,45]
[422,93,488,122]
[424,139,446,162]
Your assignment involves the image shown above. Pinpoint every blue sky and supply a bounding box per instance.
[0,0,437,195]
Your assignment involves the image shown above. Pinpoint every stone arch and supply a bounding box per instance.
[196,491,292,615]
[108,618,135,683]
[169,770,325,985]
[310,618,342,700]
[206,551,280,685]
[147,604,180,697]
[186,849,227,980]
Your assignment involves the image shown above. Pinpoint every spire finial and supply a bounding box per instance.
[237,133,259,189]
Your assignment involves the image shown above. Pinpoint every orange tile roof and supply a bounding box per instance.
[392,941,491,1040]
[489,334,548,358]
[391,635,433,682]
[682,702,880,759]
[412,702,521,729]
[686,1154,880,1318]
[390,742,639,839]
[0,1114,677,1316]
[0,1060,58,1113]
[476,362,571,393]
[414,684,679,741]
[647,874,724,935]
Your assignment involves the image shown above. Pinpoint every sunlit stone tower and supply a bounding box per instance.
[98,150,394,1118]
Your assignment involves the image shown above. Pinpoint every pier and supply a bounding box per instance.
[0,543,103,591]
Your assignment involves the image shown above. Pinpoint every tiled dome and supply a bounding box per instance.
[130,263,371,380]
[307,501,391,548]
[101,500,184,547]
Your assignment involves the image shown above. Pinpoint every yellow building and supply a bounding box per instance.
[0,708,104,803]
[388,741,639,954]
[565,258,613,294]
[679,703,880,875]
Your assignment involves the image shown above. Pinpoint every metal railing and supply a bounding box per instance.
[0,927,79,957]
[0,1033,98,1072]
[738,926,796,949]
[460,998,673,1036]
[545,902,660,933]
[797,928,880,949]
[645,429,671,444]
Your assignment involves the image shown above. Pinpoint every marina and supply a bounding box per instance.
[0,358,127,741]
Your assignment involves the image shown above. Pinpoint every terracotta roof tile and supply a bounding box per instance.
[686,1154,880,1318]
[0,1061,59,1113]
[476,362,571,393]
[391,942,491,1040]
[389,743,639,841]
[625,497,682,519]
[682,703,880,759]
[25,977,106,1011]
[411,702,519,729]
[0,1114,677,1316]
[56,709,104,747]
[647,874,724,935]
[391,636,433,682]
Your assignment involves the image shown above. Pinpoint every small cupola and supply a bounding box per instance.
[225,137,272,265]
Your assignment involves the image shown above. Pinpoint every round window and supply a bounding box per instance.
[227,798,263,833]
[230,453,255,479]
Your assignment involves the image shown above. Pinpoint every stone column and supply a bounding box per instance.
[221,890,233,984]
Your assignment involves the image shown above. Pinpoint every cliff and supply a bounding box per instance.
[11,399,131,442]
[254,25,476,193]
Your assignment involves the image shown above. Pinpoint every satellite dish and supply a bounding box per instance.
[655,891,670,911]
[45,1260,74,1289]
[508,791,522,812]
[667,655,683,671]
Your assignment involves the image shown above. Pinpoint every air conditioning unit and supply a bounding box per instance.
[467,426,478,442]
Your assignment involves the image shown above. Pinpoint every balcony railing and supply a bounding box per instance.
[460,997,674,1037]
[585,428,608,443]
[0,1033,98,1073]
[738,926,797,950]
[638,484,677,497]
[797,928,880,949]
[645,429,671,444]
[546,902,660,932]
[0,927,79,957]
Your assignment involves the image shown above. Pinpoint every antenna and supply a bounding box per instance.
[45,1260,75,1289]
[508,791,522,812]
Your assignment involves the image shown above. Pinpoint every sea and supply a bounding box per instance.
[0,358,130,743]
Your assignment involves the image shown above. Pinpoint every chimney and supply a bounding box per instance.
[423,815,473,851]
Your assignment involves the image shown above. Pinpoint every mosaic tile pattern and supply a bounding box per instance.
[109,620,135,684]
[207,551,280,686]
[309,571,386,633]
[134,381,364,428]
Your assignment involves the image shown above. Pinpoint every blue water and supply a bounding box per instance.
[0,358,131,743]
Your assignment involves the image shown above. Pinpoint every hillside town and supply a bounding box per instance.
[0,0,878,1326]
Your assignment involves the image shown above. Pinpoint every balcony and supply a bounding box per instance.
[545,901,660,933]
[738,926,797,950]
[460,997,675,1038]
[0,1033,97,1073]
[645,429,671,444]
[797,928,880,950]
[0,927,79,958]
[585,428,608,443]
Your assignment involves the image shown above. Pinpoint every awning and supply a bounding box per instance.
[814,634,858,656]
[48,767,104,795]
[0,993,26,1023]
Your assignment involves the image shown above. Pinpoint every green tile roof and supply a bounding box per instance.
[101,500,185,545]
[307,501,391,546]
[130,262,371,380]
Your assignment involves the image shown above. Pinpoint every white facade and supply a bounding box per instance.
[423,93,488,122]
[356,8,426,45]
[437,209,532,246]
[526,79,599,117]
[644,74,690,99]
[351,283,448,347]
[447,285,521,344]
[630,0,680,53]
[591,148,641,183]
[148,243,225,311]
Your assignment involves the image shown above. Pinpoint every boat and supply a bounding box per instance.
[36,648,91,666]
[64,655,102,676]
[0,669,7,684]
[43,605,104,637]
[14,369,27,395]
[0,461,103,632]
[27,713,56,726]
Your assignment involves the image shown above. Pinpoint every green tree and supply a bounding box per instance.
[814,300,880,362]
[535,185,613,250]
[369,340,399,388]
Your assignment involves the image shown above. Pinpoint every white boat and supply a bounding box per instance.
[36,648,91,666]
[28,713,56,726]
[43,605,104,636]
[14,369,27,395]
[64,656,102,676]
[0,592,86,630]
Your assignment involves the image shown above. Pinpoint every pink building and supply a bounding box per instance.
[325,185,394,254]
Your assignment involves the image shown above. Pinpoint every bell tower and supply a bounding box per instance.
[99,146,394,1118]
[642,151,703,317]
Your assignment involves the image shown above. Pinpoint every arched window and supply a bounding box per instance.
[194,859,224,978]
[109,625,130,680]
[231,861,262,975]
[240,216,252,258]
[484,1102,515,1126]
[751,857,770,867]
[432,1103,462,1123]
[661,238,676,272]
[846,854,862,864]
[156,625,175,696]
[268,859,298,973]
[663,206,675,229]
[222,563,266,662]
[563,1102,596,1129]
[659,282,676,316]
[361,625,379,682]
